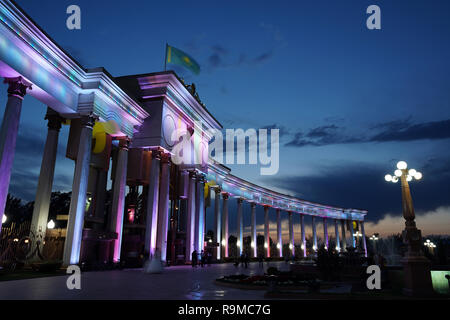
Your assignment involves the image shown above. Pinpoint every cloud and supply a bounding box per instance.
[265,160,450,223]
[285,118,450,148]
[364,206,450,237]
[370,119,450,142]
[285,125,360,147]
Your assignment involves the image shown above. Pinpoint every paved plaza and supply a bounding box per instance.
[0,261,293,300]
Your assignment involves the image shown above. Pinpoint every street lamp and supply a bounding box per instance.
[353,231,362,250]
[1,214,6,224]
[424,239,436,254]
[385,160,432,296]
[370,234,379,254]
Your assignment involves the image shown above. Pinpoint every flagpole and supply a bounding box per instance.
[164,43,168,71]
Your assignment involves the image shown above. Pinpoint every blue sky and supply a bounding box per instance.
[2,0,450,235]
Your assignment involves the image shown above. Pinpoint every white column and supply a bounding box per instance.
[0,77,32,230]
[195,174,205,252]
[222,193,229,258]
[214,187,221,259]
[109,138,129,263]
[277,209,282,257]
[361,221,367,257]
[264,205,270,258]
[312,216,317,252]
[300,214,306,257]
[334,219,341,252]
[156,153,171,262]
[29,109,62,260]
[143,149,161,257]
[237,198,243,255]
[250,202,257,258]
[323,217,329,250]
[349,219,356,248]
[63,114,95,266]
[185,171,196,261]
[341,220,347,251]
[288,211,295,257]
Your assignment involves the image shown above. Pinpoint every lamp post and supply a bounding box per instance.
[385,161,433,296]
[353,231,362,250]
[370,234,379,254]
[424,239,436,255]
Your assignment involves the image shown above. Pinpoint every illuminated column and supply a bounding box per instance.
[194,174,205,252]
[214,187,221,259]
[288,211,294,257]
[312,216,317,252]
[0,77,32,229]
[237,198,243,255]
[264,205,270,258]
[29,109,62,260]
[222,193,229,258]
[143,149,161,258]
[109,138,129,262]
[323,217,329,249]
[361,221,367,257]
[334,219,341,252]
[341,220,347,251]
[250,202,257,258]
[277,209,282,257]
[349,219,356,248]
[300,214,306,257]
[185,171,196,261]
[156,153,171,262]
[63,114,96,265]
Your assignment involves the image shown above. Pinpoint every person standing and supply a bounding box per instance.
[200,250,205,267]
[191,250,198,268]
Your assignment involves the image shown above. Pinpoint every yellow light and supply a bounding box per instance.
[1,215,6,224]
[394,169,402,177]
[397,161,407,170]
[221,239,226,246]
[237,240,241,247]
[264,243,268,248]
[276,243,280,249]
[251,241,255,248]
[289,244,293,249]
[408,169,416,176]
[384,174,392,182]
[414,172,422,180]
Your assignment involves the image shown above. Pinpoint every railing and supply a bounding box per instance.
[0,221,65,269]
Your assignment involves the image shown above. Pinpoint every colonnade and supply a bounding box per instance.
[211,190,368,259]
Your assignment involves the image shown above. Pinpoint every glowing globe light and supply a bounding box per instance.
[414,172,422,180]
[397,161,407,170]
[385,174,392,182]
[289,244,293,249]
[392,176,399,183]
[237,240,240,247]
[251,241,255,248]
[406,175,412,182]
[394,169,403,177]
[408,169,417,176]
[276,243,280,249]
[47,219,55,229]
[221,239,226,246]
[1,214,6,224]
[264,243,268,248]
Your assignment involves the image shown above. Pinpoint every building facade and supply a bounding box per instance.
[0,0,367,267]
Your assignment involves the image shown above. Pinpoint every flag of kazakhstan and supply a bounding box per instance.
[166,44,200,75]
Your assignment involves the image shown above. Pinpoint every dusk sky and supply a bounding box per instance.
[2,0,449,238]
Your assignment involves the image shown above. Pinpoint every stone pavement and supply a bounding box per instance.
[0,261,291,300]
